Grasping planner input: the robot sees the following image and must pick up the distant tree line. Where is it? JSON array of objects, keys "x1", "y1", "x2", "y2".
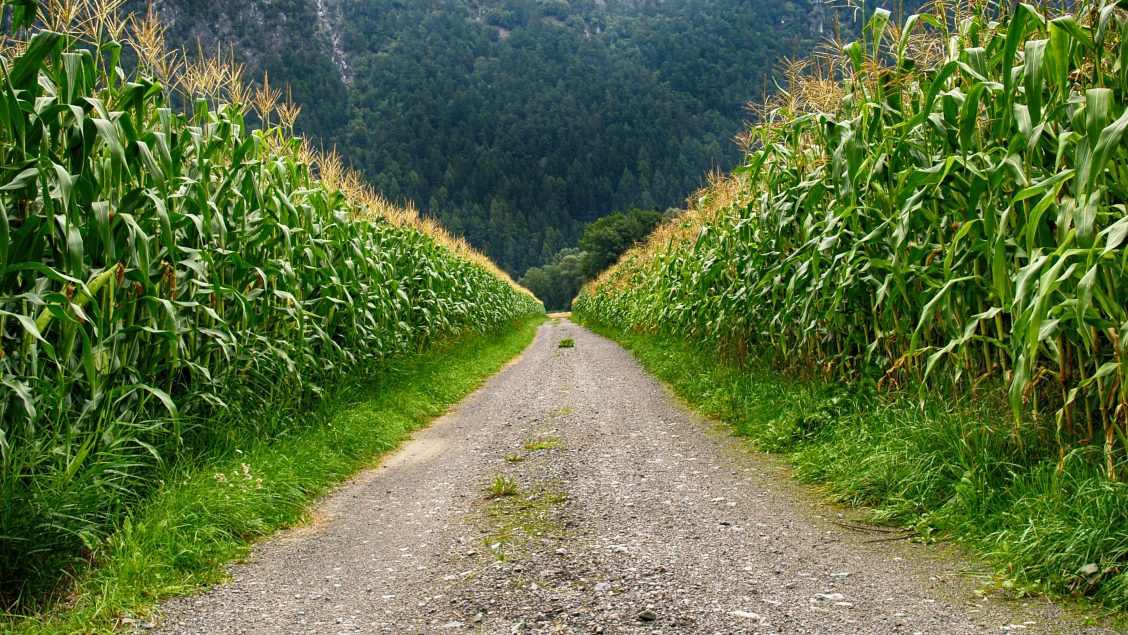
[{"x1": 520, "y1": 208, "x2": 665, "y2": 310}]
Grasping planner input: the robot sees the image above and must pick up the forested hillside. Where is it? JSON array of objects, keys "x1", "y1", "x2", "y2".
[{"x1": 142, "y1": 0, "x2": 868, "y2": 275}]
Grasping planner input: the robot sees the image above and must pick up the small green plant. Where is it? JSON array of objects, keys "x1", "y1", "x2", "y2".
[
  {"x1": 558, "y1": 338, "x2": 575, "y2": 348},
  {"x1": 524, "y1": 436, "x2": 564, "y2": 451},
  {"x1": 486, "y1": 474, "x2": 520, "y2": 499},
  {"x1": 482, "y1": 484, "x2": 569, "y2": 559},
  {"x1": 549, "y1": 405, "x2": 575, "y2": 418},
  {"x1": 504, "y1": 453, "x2": 525, "y2": 463}
]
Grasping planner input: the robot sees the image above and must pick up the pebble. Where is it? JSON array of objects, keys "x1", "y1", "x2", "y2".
[{"x1": 730, "y1": 610, "x2": 762, "y2": 621}]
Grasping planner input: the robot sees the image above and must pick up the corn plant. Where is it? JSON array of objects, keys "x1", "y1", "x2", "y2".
[
  {"x1": 0, "y1": 0, "x2": 541, "y2": 603},
  {"x1": 576, "y1": 1, "x2": 1128, "y2": 478}
]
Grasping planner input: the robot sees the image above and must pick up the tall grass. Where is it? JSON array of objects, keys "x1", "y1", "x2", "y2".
[
  {"x1": 0, "y1": 0, "x2": 541, "y2": 604},
  {"x1": 575, "y1": 0, "x2": 1128, "y2": 605}
]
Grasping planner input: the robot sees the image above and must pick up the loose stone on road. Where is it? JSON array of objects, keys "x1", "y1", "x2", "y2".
[{"x1": 158, "y1": 320, "x2": 1111, "y2": 634}]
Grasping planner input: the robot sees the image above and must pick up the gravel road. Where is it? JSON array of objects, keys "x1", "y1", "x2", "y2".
[{"x1": 157, "y1": 320, "x2": 1115, "y2": 634}]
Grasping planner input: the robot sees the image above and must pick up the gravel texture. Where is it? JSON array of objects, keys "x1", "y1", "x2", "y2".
[{"x1": 156, "y1": 320, "x2": 1115, "y2": 634}]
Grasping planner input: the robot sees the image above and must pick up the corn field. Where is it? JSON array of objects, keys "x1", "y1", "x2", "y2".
[
  {"x1": 0, "y1": 1, "x2": 541, "y2": 601},
  {"x1": 576, "y1": 1, "x2": 1128, "y2": 475}
]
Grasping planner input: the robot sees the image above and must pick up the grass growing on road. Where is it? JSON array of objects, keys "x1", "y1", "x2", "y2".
[
  {"x1": 524, "y1": 436, "x2": 564, "y2": 451},
  {"x1": 7, "y1": 318, "x2": 542, "y2": 634},
  {"x1": 487, "y1": 474, "x2": 522, "y2": 499},
  {"x1": 482, "y1": 485, "x2": 569, "y2": 560},
  {"x1": 583, "y1": 322, "x2": 1128, "y2": 612}
]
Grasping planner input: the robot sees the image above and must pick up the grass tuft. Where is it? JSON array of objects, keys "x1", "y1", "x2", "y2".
[
  {"x1": 482, "y1": 484, "x2": 569, "y2": 559},
  {"x1": 523, "y1": 436, "x2": 564, "y2": 452},
  {"x1": 557, "y1": 338, "x2": 575, "y2": 349},
  {"x1": 486, "y1": 474, "x2": 521, "y2": 499}
]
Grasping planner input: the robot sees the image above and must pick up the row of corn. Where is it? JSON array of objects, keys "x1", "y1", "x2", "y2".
[
  {"x1": 576, "y1": 1, "x2": 1128, "y2": 475},
  {"x1": 0, "y1": 1, "x2": 541, "y2": 598}
]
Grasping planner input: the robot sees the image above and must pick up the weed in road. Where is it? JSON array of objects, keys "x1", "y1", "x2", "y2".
[
  {"x1": 558, "y1": 338, "x2": 575, "y2": 348},
  {"x1": 549, "y1": 405, "x2": 574, "y2": 418},
  {"x1": 504, "y1": 453, "x2": 525, "y2": 463},
  {"x1": 482, "y1": 484, "x2": 569, "y2": 559},
  {"x1": 486, "y1": 474, "x2": 521, "y2": 499},
  {"x1": 524, "y1": 436, "x2": 564, "y2": 451}
]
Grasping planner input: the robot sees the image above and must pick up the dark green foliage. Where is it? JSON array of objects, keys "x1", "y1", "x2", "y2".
[
  {"x1": 123, "y1": 0, "x2": 350, "y2": 142},
  {"x1": 520, "y1": 208, "x2": 663, "y2": 310},
  {"x1": 519, "y1": 248, "x2": 584, "y2": 311},
  {"x1": 579, "y1": 208, "x2": 664, "y2": 279},
  {"x1": 4, "y1": 0, "x2": 39, "y2": 31}
]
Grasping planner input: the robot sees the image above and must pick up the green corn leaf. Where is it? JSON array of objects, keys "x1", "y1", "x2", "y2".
[
  {"x1": 1024, "y1": 39, "x2": 1047, "y2": 124},
  {"x1": 2, "y1": 166, "x2": 39, "y2": 191},
  {"x1": 0, "y1": 199, "x2": 8, "y2": 272},
  {"x1": 6, "y1": 30, "x2": 60, "y2": 88},
  {"x1": 92, "y1": 118, "x2": 127, "y2": 167},
  {"x1": 0, "y1": 377, "x2": 36, "y2": 420},
  {"x1": 868, "y1": 8, "x2": 891, "y2": 61}
]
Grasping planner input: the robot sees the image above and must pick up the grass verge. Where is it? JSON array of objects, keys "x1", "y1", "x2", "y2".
[
  {"x1": 5, "y1": 317, "x2": 543, "y2": 634},
  {"x1": 582, "y1": 321, "x2": 1128, "y2": 617}
]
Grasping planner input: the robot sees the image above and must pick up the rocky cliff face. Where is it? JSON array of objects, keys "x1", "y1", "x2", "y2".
[
  {"x1": 131, "y1": 0, "x2": 350, "y2": 139},
  {"x1": 313, "y1": 0, "x2": 351, "y2": 85}
]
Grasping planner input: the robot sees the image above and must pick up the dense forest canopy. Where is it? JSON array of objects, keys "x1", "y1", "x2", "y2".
[{"x1": 144, "y1": 0, "x2": 895, "y2": 276}]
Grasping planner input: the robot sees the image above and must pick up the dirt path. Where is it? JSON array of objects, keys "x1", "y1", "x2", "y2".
[{"x1": 158, "y1": 321, "x2": 1113, "y2": 634}]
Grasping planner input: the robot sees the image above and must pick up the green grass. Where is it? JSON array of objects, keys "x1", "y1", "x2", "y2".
[
  {"x1": 523, "y1": 436, "x2": 564, "y2": 451},
  {"x1": 482, "y1": 484, "x2": 569, "y2": 559},
  {"x1": 4, "y1": 317, "x2": 542, "y2": 634},
  {"x1": 584, "y1": 320, "x2": 1128, "y2": 614},
  {"x1": 486, "y1": 474, "x2": 521, "y2": 499},
  {"x1": 557, "y1": 338, "x2": 575, "y2": 349}
]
